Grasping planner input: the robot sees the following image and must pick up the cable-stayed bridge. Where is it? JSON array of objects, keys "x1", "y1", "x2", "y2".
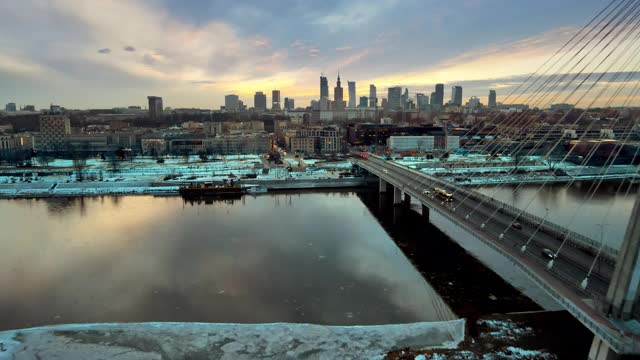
[{"x1": 356, "y1": 0, "x2": 640, "y2": 358}]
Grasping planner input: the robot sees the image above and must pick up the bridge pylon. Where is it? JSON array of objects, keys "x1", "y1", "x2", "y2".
[
  {"x1": 379, "y1": 178, "x2": 388, "y2": 193},
  {"x1": 603, "y1": 187, "x2": 640, "y2": 320}
]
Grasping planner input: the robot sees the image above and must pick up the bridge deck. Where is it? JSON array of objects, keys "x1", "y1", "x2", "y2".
[{"x1": 356, "y1": 155, "x2": 640, "y2": 354}]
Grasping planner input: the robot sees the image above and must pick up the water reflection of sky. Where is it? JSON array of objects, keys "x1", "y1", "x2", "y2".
[
  {"x1": 474, "y1": 182, "x2": 637, "y2": 249},
  {"x1": 0, "y1": 193, "x2": 454, "y2": 331}
]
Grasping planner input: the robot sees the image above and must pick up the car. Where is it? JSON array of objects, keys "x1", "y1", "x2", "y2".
[
  {"x1": 382, "y1": 169, "x2": 388, "y2": 173},
  {"x1": 422, "y1": 190, "x2": 430, "y2": 195},
  {"x1": 542, "y1": 248, "x2": 557, "y2": 259},
  {"x1": 511, "y1": 222, "x2": 522, "y2": 230}
]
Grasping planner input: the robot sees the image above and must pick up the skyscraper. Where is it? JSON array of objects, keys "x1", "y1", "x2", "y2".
[
  {"x1": 225, "y1": 94, "x2": 239, "y2": 112},
  {"x1": 359, "y1": 96, "x2": 368, "y2": 108},
  {"x1": 369, "y1": 84, "x2": 377, "y2": 108},
  {"x1": 416, "y1": 93, "x2": 429, "y2": 110},
  {"x1": 488, "y1": 90, "x2": 497, "y2": 109},
  {"x1": 334, "y1": 74, "x2": 345, "y2": 111},
  {"x1": 435, "y1": 84, "x2": 444, "y2": 107},
  {"x1": 348, "y1": 81, "x2": 356, "y2": 108},
  {"x1": 272, "y1": 90, "x2": 281, "y2": 110},
  {"x1": 388, "y1": 86, "x2": 402, "y2": 111},
  {"x1": 451, "y1": 86, "x2": 463, "y2": 107},
  {"x1": 320, "y1": 75, "x2": 329, "y2": 99},
  {"x1": 320, "y1": 75, "x2": 329, "y2": 111},
  {"x1": 401, "y1": 88, "x2": 409, "y2": 111},
  {"x1": 284, "y1": 97, "x2": 295, "y2": 110},
  {"x1": 254, "y1": 92, "x2": 267, "y2": 111},
  {"x1": 147, "y1": 96, "x2": 163, "y2": 119}
]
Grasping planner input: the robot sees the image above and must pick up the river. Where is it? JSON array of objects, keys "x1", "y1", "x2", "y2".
[
  {"x1": 0, "y1": 191, "x2": 455, "y2": 331},
  {"x1": 473, "y1": 181, "x2": 638, "y2": 250}
]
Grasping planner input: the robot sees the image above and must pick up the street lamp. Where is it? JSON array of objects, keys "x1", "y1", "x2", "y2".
[
  {"x1": 521, "y1": 207, "x2": 549, "y2": 253},
  {"x1": 582, "y1": 223, "x2": 609, "y2": 289}
]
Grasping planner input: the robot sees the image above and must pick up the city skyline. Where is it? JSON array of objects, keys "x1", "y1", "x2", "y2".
[{"x1": 0, "y1": 0, "x2": 635, "y2": 109}]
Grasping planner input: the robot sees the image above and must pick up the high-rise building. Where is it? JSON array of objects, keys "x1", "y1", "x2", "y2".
[
  {"x1": 147, "y1": 96, "x2": 163, "y2": 119},
  {"x1": 272, "y1": 90, "x2": 281, "y2": 110},
  {"x1": 488, "y1": 90, "x2": 497, "y2": 109},
  {"x1": 284, "y1": 97, "x2": 295, "y2": 110},
  {"x1": 334, "y1": 75, "x2": 345, "y2": 111},
  {"x1": 401, "y1": 88, "x2": 409, "y2": 111},
  {"x1": 435, "y1": 84, "x2": 444, "y2": 107},
  {"x1": 359, "y1": 96, "x2": 368, "y2": 108},
  {"x1": 430, "y1": 92, "x2": 437, "y2": 107},
  {"x1": 348, "y1": 81, "x2": 356, "y2": 108},
  {"x1": 381, "y1": 98, "x2": 388, "y2": 110},
  {"x1": 320, "y1": 75, "x2": 329, "y2": 99},
  {"x1": 451, "y1": 86, "x2": 463, "y2": 107},
  {"x1": 4, "y1": 103, "x2": 16, "y2": 112},
  {"x1": 225, "y1": 94, "x2": 239, "y2": 112},
  {"x1": 38, "y1": 115, "x2": 71, "y2": 151},
  {"x1": 320, "y1": 74, "x2": 329, "y2": 110},
  {"x1": 416, "y1": 93, "x2": 429, "y2": 110},
  {"x1": 22, "y1": 105, "x2": 35, "y2": 111},
  {"x1": 466, "y1": 96, "x2": 482, "y2": 109},
  {"x1": 388, "y1": 87, "x2": 402, "y2": 111},
  {"x1": 254, "y1": 92, "x2": 267, "y2": 111},
  {"x1": 369, "y1": 84, "x2": 377, "y2": 108}
]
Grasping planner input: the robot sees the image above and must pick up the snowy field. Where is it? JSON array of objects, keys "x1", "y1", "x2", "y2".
[
  {"x1": 0, "y1": 155, "x2": 359, "y2": 197},
  {"x1": 391, "y1": 155, "x2": 639, "y2": 186}
]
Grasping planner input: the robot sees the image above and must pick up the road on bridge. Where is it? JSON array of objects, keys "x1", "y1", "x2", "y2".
[{"x1": 356, "y1": 156, "x2": 615, "y2": 299}]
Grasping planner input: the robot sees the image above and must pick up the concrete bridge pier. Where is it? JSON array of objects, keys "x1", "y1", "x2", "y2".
[
  {"x1": 421, "y1": 204, "x2": 430, "y2": 221},
  {"x1": 379, "y1": 178, "x2": 388, "y2": 193},
  {"x1": 588, "y1": 336, "x2": 618, "y2": 360},
  {"x1": 393, "y1": 186, "x2": 403, "y2": 205},
  {"x1": 393, "y1": 206, "x2": 402, "y2": 224},
  {"x1": 403, "y1": 192, "x2": 411, "y2": 206},
  {"x1": 603, "y1": 187, "x2": 640, "y2": 319}
]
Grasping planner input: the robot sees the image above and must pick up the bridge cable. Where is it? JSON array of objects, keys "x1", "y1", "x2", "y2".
[
  {"x1": 401, "y1": 0, "x2": 629, "y2": 194},
  {"x1": 429, "y1": 0, "x2": 639, "y2": 216},
  {"x1": 454, "y1": 1, "x2": 640, "y2": 221}
]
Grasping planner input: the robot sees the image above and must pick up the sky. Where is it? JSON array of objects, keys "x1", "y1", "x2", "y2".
[{"x1": 0, "y1": 0, "x2": 634, "y2": 110}]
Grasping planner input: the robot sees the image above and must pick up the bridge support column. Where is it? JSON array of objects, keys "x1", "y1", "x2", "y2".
[
  {"x1": 421, "y1": 204, "x2": 430, "y2": 221},
  {"x1": 379, "y1": 178, "x2": 388, "y2": 193},
  {"x1": 604, "y1": 187, "x2": 640, "y2": 319},
  {"x1": 588, "y1": 336, "x2": 618, "y2": 360},
  {"x1": 393, "y1": 186, "x2": 402, "y2": 205},
  {"x1": 404, "y1": 192, "x2": 411, "y2": 205}
]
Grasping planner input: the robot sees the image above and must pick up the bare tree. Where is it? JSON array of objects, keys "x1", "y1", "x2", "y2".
[{"x1": 73, "y1": 158, "x2": 87, "y2": 182}]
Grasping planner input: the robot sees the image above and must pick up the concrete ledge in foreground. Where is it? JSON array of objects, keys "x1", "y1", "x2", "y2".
[{"x1": 0, "y1": 320, "x2": 465, "y2": 360}]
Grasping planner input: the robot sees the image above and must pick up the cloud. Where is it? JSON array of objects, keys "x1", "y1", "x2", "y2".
[
  {"x1": 335, "y1": 46, "x2": 352, "y2": 52},
  {"x1": 366, "y1": 26, "x2": 584, "y2": 90},
  {"x1": 251, "y1": 36, "x2": 271, "y2": 48},
  {"x1": 0, "y1": 0, "x2": 293, "y2": 107},
  {"x1": 289, "y1": 40, "x2": 305, "y2": 49},
  {"x1": 308, "y1": 48, "x2": 320, "y2": 57},
  {"x1": 312, "y1": 0, "x2": 399, "y2": 32},
  {"x1": 0, "y1": 53, "x2": 46, "y2": 77}
]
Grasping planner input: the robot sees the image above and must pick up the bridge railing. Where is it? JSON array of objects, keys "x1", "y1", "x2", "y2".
[
  {"x1": 363, "y1": 155, "x2": 619, "y2": 261},
  {"x1": 360, "y1": 157, "x2": 636, "y2": 353}
]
